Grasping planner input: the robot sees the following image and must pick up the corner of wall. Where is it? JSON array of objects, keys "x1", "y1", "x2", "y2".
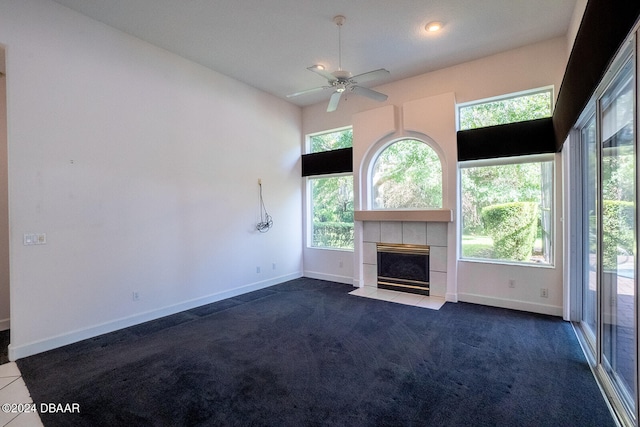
[{"x1": 566, "y1": 0, "x2": 588, "y2": 59}]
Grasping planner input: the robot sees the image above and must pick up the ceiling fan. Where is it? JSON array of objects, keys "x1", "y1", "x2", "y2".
[{"x1": 287, "y1": 15, "x2": 390, "y2": 112}]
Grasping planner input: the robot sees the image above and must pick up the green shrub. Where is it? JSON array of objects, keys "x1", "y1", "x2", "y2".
[
  {"x1": 481, "y1": 202, "x2": 538, "y2": 261},
  {"x1": 602, "y1": 200, "x2": 635, "y2": 270},
  {"x1": 312, "y1": 222, "x2": 354, "y2": 249}
]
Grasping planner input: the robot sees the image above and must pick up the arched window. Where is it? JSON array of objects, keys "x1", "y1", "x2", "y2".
[{"x1": 371, "y1": 139, "x2": 442, "y2": 209}]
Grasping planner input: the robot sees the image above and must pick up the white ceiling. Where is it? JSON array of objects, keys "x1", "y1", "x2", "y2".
[{"x1": 51, "y1": 0, "x2": 578, "y2": 107}]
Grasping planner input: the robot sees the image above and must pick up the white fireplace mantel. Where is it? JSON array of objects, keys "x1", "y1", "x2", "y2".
[{"x1": 354, "y1": 209, "x2": 454, "y2": 223}]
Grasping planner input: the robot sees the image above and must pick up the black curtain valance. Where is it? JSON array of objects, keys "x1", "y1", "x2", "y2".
[
  {"x1": 553, "y1": 0, "x2": 640, "y2": 149},
  {"x1": 457, "y1": 117, "x2": 556, "y2": 162},
  {"x1": 301, "y1": 147, "x2": 353, "y2": 177}
]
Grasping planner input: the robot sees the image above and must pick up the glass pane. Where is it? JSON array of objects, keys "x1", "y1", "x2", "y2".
[
  {"x1": 600, "y1": 58, "x2": 635, "y2": 409},
  {"x1": 309, "y1": 129, "x2": 352, "y2": 153},
  {"x1": 310, "y1": 176, "x2": 354, "y2": 250},
  {"x1": 460, "y1": 160, "x2": 553, "y2": 264},
  {"x1": 372, "y1": 140, "x2": 442, "y2": 209},
  {"x1": 459, "y1": 90, "x2": 552, "y2": 130},
  {"x1": 582, "y1": 114, "x2": 598, "y2": 343}
]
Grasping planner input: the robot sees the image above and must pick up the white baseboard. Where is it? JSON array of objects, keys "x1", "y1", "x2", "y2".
[
  {"x1": 303, "y1": 270, "x2": 354, "y2": 286},
  {"x1": 9, "y1": 272, "x2": 302, "y2": 361},
  {"x1": 457, "y1": 292, "x2": 562, "y2": 316},
  {"x1": 0, "y1": 318, "x2": 9, "y2": 331}
]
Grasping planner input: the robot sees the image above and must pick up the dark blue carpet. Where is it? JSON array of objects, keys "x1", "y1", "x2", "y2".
[{"x1": 18, "y1": 278, "x2": 614, "y2": 426}]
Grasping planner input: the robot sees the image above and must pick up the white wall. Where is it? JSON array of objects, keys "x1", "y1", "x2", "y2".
[
  {"x1": 302, "y1": 36, "x2": 568, "y2": 315},
  {"x1": 302, "y1": 242, "x2": 355, "y2": 285},
  {"x1": 1, "y1": 0, "x2": 303, "y2": 360},
  {"x1": 0, "y1": 47, "x2": 8, "y2": 331}
]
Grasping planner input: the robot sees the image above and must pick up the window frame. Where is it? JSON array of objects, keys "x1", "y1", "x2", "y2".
[
  {"x1": 306, "y1": 126, "x2": 353, "y2": 154},
  {"x1": 456, "y1": 86, "x2": 555, "y2": 131},
  {"x1": 367, "y1": 137, "x2": 444, "y2": 210},
  {"x1": 458, "y1": 153, "x2": 556, "y2": 267},
  {"x1": 306, "y1": 172, "x2": 354, "y2": 251},
  {"x1": 456, "y1": 86, "x2": 557, "y2": 267},
  {"x1": 305, "y1": 127, "x2": 354, "y2": 252}
]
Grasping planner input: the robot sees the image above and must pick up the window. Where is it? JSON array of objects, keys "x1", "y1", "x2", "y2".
[
  {"x1": 309, "y1": 175, "x2": 353, "y2": 250},
  {"x1": 371, "y1": 139, "x2": 442, "y2": 209},
  {"x1": 458, "y1": 88, "x2": 552, "y2": 130},
  {"x1": 460, "y1": 156, "x2": 553, "y2": 264},
  {"x1": 307, "y1": 128, "x2": 354, "y2": 250},
  {"x1": 309, "y1": 128, "x2": 353, "y2": 153},
  {"x1": 599, "y1": 58, "x2": 635, "y2": 409},
  {"x1": 458, "y1": 88, "x2": 555, "y2": 265}
]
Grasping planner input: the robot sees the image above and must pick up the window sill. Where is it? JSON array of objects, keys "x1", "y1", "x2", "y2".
[
  {"x1": 307, "y1": 246, "x2": 354, "y2": 252},
  {"x1": 458, "y1": 258, "x2": 555, "y2": 269},
  {"x1": 354, "y1": 209, "x2": 453, "y2": 222}
]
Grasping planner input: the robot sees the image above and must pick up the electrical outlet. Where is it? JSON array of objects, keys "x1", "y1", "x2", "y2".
[
  {"x1": 256, "y1": 266, "x2": 261, "y2": 274},
  {"x1": 132, "y1": 291, "x2": 140, "y2": 301},
  {"x1": 272, "y1": 263, "x2": 276, "y2": 270},
  {"x1": 540, "y1": 288, "x2": 548, "y2": 298},
  {"x1": 508, "y1": 279, "x2": 515, "y2": 288},
  {"x1": 258, "y1": 178, "x2": 262, "y2": 185},
  {"x1": 23, "y1": 233, "x2": 47, "y2": 246}
]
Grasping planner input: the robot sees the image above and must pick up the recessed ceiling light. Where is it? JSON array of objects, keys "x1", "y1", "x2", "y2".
[{"x1": 425, "y1": 21, "x2": 443, "y2": 32}]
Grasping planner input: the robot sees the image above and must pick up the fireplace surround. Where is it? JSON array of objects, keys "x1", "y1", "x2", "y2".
[{"x1": 361, "y1": 220, "x2": 448, "y2": 298}]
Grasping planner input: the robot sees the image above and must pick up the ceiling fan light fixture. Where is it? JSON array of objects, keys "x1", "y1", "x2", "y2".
[{"x1": 425, "y1": 21, "x2": 443, "y2": 32}]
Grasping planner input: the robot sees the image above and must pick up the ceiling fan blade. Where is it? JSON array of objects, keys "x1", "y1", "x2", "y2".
[
  {"x1": 327, "y1": 91, "x2": 343, "y2": 112},
  {"x1": 286, "y1": 86, "x2": 326, "y2": 98},
  {"x1": 350, "y1": 68, "x2": 390, "y2": 84},
  {"x1": 351, "y1": 85, "x2": 388, "y2": 102},
  {"x1": 307, "y1": 65, "x2": 338, "y2": 83}
]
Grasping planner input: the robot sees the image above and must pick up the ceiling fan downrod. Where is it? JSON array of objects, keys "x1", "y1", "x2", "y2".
[{"x1": 333, "y1": 15, "x2": 346, "y2": 71}]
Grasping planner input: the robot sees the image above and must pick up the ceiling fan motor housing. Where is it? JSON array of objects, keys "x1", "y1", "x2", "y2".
[{"x1": 332, "y1": 69, "x2": 352, "y2": 80}]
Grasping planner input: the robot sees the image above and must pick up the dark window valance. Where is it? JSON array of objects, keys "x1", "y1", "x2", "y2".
[
  {"x1": 301, "y1": 147, "x2": 353, "y2": 177},
  {"x1": 552, "y1": 0, "x2": 640, "y2": 149},
  {"x1": 457, "y1": 117, "x2": 556, "y2": 162}
]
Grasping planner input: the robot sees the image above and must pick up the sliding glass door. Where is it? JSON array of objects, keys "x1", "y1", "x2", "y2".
[
  {"x1": 600, "y1": 57, "x2": 636, "y2": 411},
  {"x1": 576, "y1": 51, "x2": 637, "y2": 424},
  {"x1": 581, "y1": 113, "x2": 597, "y2": 348}
]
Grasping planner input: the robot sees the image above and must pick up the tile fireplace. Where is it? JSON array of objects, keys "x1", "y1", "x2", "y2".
[{"x1": 361, "y1": 220, "x2": 448, "y2": 298}]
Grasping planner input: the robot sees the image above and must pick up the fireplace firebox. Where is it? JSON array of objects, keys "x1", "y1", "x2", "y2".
[{"x1": 377, "y1": 243, "x2": 430, "y2": 296}]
